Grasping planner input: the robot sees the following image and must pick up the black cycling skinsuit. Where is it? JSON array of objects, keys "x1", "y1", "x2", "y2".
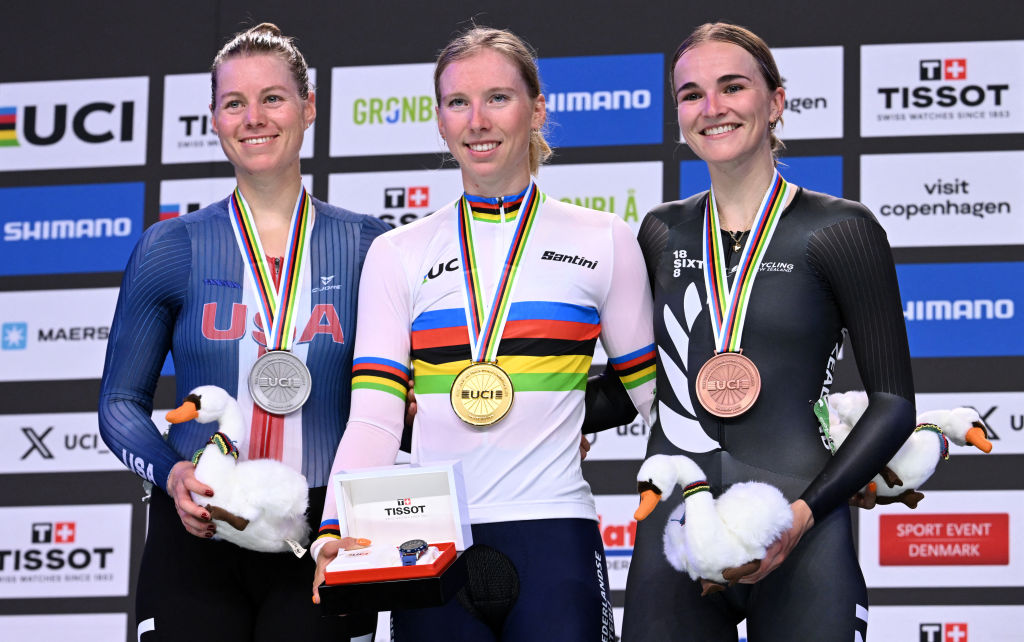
[{"x1": 591, "y1": 188, "x2": 915, "y2": 641}]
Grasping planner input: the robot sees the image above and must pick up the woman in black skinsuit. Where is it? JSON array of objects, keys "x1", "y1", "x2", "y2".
[{"x1": 590, "y1": 22, "x2": 915, "y2": 641}]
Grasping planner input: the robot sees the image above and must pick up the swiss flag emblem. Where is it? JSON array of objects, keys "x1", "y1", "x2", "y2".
[
  {"x1": 944, "y1": 59, "x2": 967, "y2": 80},
  {"x1": 408, "y1": 186, "x2": 429, "y2": 208},
  {"x1": 54, "y1": 521, "x2": 76, "y2": 543}
]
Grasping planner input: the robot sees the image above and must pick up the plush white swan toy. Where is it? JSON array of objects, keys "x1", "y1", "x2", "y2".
[
  {"x1": 166, "y1": 385, "x2": 311, "y2": 553},
  {"x1": 820, "y1": 391, "x2": 993, "y2": 508},
  {"x1": 634, "y1": 454, "x2": 792, "y2": 594}
]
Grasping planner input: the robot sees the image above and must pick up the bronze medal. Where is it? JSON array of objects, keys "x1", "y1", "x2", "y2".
[
  {"x1": 695, "y1": 352, "x2": 761, "y2": 418},
  {"x1": 450, "y1": 362, "x2": 514, "y2": 427}
]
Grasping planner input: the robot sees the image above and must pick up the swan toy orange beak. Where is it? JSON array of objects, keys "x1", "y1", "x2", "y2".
[
  {"x1": 965, "y1": 422, "x2": 993, "y2": 453},
  {"x1": 635, "y1": 481, "x2": 663, "y2": 521},
  {"x1": 166, "y1": 393, "x2": 201, "y2": 424}
]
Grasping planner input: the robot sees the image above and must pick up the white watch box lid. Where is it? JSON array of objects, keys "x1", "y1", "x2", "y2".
[{"x1": 332, "y1": 460, "x2": 472, "y2": 552}]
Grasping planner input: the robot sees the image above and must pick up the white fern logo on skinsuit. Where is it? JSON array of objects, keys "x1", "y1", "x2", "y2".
[
  {"x1": 659, "y1": 282, "x2": 719, "y2": 453},
  {"x1": 658, "y1": 282, "x2": 719, "y2": 569}
]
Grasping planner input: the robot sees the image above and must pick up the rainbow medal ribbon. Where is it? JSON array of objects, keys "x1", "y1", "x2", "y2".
[
  {"x1": 228, "y1": 187, "x2": 315, "y2": 415},
  {"x1": 695, "y1": 170, "x2": 791, "y2": 418},
  {"x1": 450, "y1": 182, "x2": 542, "y2": 427}
]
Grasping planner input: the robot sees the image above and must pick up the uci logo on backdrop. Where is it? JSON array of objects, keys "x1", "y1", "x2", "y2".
[{"x1": 0, "y1": 77, "x2": 148, "y2": 170}]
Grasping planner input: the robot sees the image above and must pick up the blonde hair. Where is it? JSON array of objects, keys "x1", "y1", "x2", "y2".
[{"x1": 434, "y1": 27, "x2": 551, "y2": 174}]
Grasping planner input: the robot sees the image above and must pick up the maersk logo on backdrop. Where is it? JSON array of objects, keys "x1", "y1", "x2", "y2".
[
  {"x1": 538, "y1": 54, "x2": 663, "y2": 147},
  {"x1": 0, "y1": 183, "x2": 143, "y2": 276},
  {"x1": 897, "y1": 262, "x2": 1023, "y2": 357},
  {"x1": 0, "y1": 77, "x2": 148, "y2": 170},
  {"x1": 2, "y1": 322, "x2": 28, "y2": 350}
]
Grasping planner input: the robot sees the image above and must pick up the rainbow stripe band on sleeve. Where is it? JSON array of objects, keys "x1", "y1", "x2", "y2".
[
  {"x1": 317, "y1": 519, "x2": 341, "y2": 540},
  {"x1": 352, "y1": 357, "x2": 411, "y2": 400},
  {"x1": 683, "y1": 480, "x2": 710, "y2": 499},
  {"x1": 608, "y1": 343, "x2": 657, "y2": 389}
]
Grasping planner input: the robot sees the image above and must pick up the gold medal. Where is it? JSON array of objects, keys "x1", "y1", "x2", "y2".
[
  {"x1": 695, "y1": 351, "x2": 761, "y2": 418},
  {"x1": 450, "y1": 362, "x2": 514, "y2": 427}
]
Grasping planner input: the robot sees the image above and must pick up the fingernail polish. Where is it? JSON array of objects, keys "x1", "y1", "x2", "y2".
[{"x1": 205, "y1": 490, "x2": 214, "y2": 497}]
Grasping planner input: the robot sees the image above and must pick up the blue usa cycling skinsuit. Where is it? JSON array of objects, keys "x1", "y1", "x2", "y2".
[
  {"x1": 99, "y1": 194, "x2": 388, "y2": 641},
  {"x1": 589, "y1": 188, "x2": 915, "y2": 641}
]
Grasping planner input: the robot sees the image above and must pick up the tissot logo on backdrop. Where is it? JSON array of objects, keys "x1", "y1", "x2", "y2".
[
  {"x1": 0, "y1": 412, "x2": 120, "y2": 474},
  {"x1": 0, "y1": 504, "x2": 131, "y2": 599},
  {"x1": 0, "y1": 288, "x2": 118, "y2": 382},
  {"x1": 859, "y1": 490, "x2": 1024, "y2": 588},
  {"x1": 538, "y1": 54, "x2": 662, "y2": 147},
  {"x1": 330, "y1": 63, "x2": 440, "y2": 157},
  {"x1": 770, "y1": 46, "x2": 843, "y2": 140},
  {"x1": 159, "y1": 175, "x2": 313, "y2": 221},
  {"x1": 0, "y1": 77, "x2": 147, "y2": 170},
  {"x1": 861, "y1": 40, "x2": 1024, "y2": 136},
  {"x1": 861, "y1": 151, "x2": 1022, "y2": 247},
  {"x1": 869, "y1": 605, "x2": 1023, "y2": 642},
  {"x1": 897, "y1": 262, "x2": 1022, "y2": 357},
  {"x1": 0, "y1": 183, "x2": 143, "y2": 276},
  {"x1": 330, "y1": 169, "x2": 460, "y2": 227},
  {"x1": 161, "y1": 72, "x2": 316, "y2": 164},
  {"x1": 920, "y1": 623, "x2": 968, "y2": 642}
]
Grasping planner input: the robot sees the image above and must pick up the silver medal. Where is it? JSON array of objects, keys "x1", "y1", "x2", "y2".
[{"x1": 248, "y1": 350, "x2": 311, "y2": 415}]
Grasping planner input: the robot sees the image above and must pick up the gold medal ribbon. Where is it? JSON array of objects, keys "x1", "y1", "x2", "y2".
[
  {"x1": 228, "y1": 187, "x2": 314, "y2": 352},
  {"x1": 457, "y1": 182, "x2": 542, "y2": 363},
  {"x1": 702, "y1": 170, "x2": 791, "y2": 353}
]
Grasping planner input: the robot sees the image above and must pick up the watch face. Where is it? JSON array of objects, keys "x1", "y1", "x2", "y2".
[{"x1": 399, "y1": 539, "x2": 428, "y2": 554}]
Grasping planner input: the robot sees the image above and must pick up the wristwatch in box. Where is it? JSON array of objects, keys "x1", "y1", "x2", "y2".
[{"x1": 398, "y1": 539, "x2": 428, "y2": 566}]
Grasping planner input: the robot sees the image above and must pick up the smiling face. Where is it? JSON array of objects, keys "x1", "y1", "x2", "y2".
[
  {"x1": 210, "y1": 54, "x2": 315, "y2": 182},
  {"x1": 673, "y1": 40, "x2": 784, "y2": 174},
  {"x1": 436, "y1": 48, "x2": 546, "y2": 197}
]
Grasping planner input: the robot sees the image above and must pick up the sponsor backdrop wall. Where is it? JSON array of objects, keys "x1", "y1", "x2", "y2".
[{"x1": 2, "y1": 1, "x2": 1022, "y2": 640}]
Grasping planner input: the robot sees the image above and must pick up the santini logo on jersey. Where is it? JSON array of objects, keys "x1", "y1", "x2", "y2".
[{"x1": 541, "y1": 250, "x2": 598, "y2": 270}]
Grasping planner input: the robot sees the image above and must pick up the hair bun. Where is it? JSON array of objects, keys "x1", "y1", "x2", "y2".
[{"x1": 250, "y1": 22, "x2": 282, "y2": 37}]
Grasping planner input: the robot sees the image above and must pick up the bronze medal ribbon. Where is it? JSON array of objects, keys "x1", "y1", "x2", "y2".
[{"x1": 702, "y1": 171, "x2": 791, "y2": 353}]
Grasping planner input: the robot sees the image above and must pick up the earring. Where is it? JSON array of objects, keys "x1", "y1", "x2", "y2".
[{"x1": 769, "y1": 120, "x2": 777, "y2": 131}]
